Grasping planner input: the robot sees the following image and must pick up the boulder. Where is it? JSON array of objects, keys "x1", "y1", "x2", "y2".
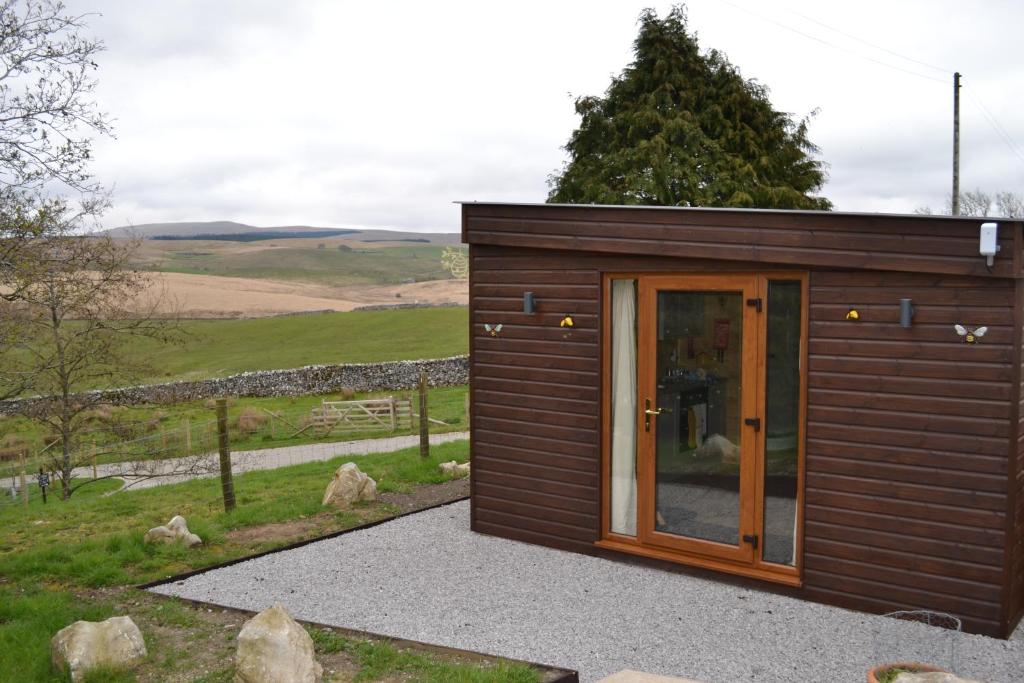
[
  {"x1": 144, "y1": 514, "x2": 203, "y2": 548},
  {"x1": 234, "y1": 604, "x2": 323, "y2": 683},
  {"x1": 322, "y1": 462, "x2": 377, "y2": 508},
  {"x1": 439, "y1": 460, "x2": 470, "y2": 477},
  {"x1": 51, "y1": 615, "x2": 147, "y2": 682},
  {"x1": 893, "y1": 674, "x2": 982, "y2": 683}
]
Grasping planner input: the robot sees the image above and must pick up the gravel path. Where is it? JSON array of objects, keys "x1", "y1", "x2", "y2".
[
  {"x1": 80, "y1": 431, "x2": 468, "y2": 490},
  {"x1": 152, "y1": 501, "x2": 1023, "y2": 683}
]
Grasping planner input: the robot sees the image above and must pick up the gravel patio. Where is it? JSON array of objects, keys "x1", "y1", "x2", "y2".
[{"x1": 151, "y1": 501, "x2": 1024, "y2": 683}]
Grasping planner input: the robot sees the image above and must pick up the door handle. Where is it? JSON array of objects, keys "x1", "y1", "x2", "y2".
[
  {"x1": 644, "y1": 408, "x2": 663, "y2": 415},
  {"x1": 644, "y1": 399, "x2": 661, "y2": 432}
]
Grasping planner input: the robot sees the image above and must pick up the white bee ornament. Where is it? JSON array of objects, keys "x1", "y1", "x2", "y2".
[
  {"x1": 954, "y1": 324, "x2": 987, "y2": 344},
  {"x1": 484, "y1": 323, "x2": 502, "y2": 337}
]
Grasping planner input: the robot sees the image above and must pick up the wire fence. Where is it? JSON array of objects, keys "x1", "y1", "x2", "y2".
[{"x1": 0, "y1": 389, "x2": 469, "y2": 509}]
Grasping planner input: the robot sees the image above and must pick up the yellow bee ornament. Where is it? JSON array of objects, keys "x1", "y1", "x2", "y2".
[
  {"x1": 954, "y1": 324, "x2": 987, "y2": 344},
  {"x1": 560, "y1": 315, "x2": 574, "y2": 328}
]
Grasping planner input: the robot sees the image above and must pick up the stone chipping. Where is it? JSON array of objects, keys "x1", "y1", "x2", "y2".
[{"x1": 151, "y1": 501, "x2": 1024, "y2": 683}]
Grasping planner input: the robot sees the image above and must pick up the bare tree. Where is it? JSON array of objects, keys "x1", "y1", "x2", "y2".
[
  {"x1": 2, "y1": 203, "x2": 184, "y2": 498},
  {"x1": 917, "y1": 189, "x2": 1024, "y2": 218},
  {"x1": 0, "y1": 0, "x2": 112, "y2": 193}
]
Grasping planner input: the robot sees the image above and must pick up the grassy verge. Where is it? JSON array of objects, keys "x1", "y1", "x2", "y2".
[
  {"x1": 0, "y1": 441, "x2": 525, "y2": 683},
  {"x1": 1, "y1": 385, "x2": 468, "y2": 473}
]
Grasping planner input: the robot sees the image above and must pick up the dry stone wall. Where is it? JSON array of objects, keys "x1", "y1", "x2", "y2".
[{"x1": 0, "y1": 356, "x2": 468, "y2": 416}]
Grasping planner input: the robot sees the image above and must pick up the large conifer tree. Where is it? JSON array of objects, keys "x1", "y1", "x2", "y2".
[{"x1": 548, "y1": 6, "x2": 831, "y2": 210}]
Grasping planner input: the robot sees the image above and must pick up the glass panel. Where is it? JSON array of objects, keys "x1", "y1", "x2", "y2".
[
  {"x1": 654, "y1": 290, "x2": 743, "y2": 546},
  {"x1": 609, "y1": 279, "x2": 637, "y2": 536},
  {"x1": 763, "y1": 281, "x2": 801, "y2": 566}
]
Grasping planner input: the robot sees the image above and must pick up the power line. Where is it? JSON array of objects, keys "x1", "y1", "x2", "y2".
[
  {"x1": 783, "y1": 8, "x2": 952, "y2": 75},
  {"x1": 963, "y1": 85, "x2": 1024, "y2": 169},
  {"x1": 716, "y1": 0, "x2": 948, "y2": 85}
]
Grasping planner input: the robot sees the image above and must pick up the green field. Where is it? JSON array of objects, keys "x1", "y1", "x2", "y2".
[
  {"x1": 132, "y1": 306, "x2": 467, "y2": 383},
  {"x1": 146, "y1": 242, "x2": 452, "y2": 286}
]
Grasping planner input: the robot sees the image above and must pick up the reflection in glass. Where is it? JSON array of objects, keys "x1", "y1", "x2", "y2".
[
  {"x1": 762, "y1": 281, "x2": 801, "y2": 566},
  {"x1": 654, "y1": 291, "x2": 742, "y2": 546}
]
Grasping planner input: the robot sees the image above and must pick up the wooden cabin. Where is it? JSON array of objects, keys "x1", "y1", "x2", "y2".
[{"x1": 461, "y1": 202, "x2": 1024, "y2": 638}]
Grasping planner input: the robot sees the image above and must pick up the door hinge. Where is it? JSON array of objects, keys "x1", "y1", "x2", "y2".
[
  {"x1": 743, "y1": 534, "x2": 759, "y2": 548},
  {"x1": 746, "y1": 297, "x2": 763, "y2": 312},
  {"x1": 744, "y1": 417, "x2": 761, "y2": 432}
]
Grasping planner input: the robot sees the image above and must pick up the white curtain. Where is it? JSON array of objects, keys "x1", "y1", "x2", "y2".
[{"x1": 610, "y1": 279, "x2": 637, "y2": 536}]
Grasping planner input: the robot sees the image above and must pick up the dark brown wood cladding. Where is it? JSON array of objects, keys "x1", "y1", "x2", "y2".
[
  {"x1": 464, "y1": 203, "x2": 1023, "y2": 638},
  {"x1": 463, "y1": 203, "x2": 1024, "y2": 279}
]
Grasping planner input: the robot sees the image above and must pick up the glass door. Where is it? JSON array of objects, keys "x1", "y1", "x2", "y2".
[{"x1": 637, "y1": 275, "x2": 761, "y2": 564}]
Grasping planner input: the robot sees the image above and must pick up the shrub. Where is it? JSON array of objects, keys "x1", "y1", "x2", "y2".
[{"x1": 236, "y1": 407, "x2": 269, "y2": 434}]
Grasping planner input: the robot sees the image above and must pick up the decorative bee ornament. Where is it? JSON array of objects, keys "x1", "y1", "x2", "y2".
[
  {"x1": 560, "y1": 315, "x2": 574, "y2": 328},
  {"x1": 484, "y1": 323, "x2": 502, "y2": 337},
  {"x1": 954, "y1": 324, "x2": 987, "y2": 344}
]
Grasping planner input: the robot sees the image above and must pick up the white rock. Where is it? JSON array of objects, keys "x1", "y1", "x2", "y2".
[
  {"x1": 51, "y1": 615, "x2": 147, "y2": 682},
  {"x1": 322, "y1": 462, "x2": 377, "y2": 508},
  {"x1": 144, "y1": 514, "x2": 203, "y2": 548},
  {"x1": 439, "y1": 461, "x2": 470, "y2": 477},
  {"x1": 234, "y1": 604, "x2": 323, "y2": 683},
  {"x1": 893, "y1": 673, "x2": 982, "y2": 683}
]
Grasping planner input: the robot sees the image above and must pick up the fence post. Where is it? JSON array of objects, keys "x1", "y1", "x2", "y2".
[
  {"x1": 91, "y1": 445, "x2": 97, "y2": 480},
  {"x1": 20, "y1": 449, "x2": 28, "y2": 509},
  {"x1": 216, "y1": 399, "x2": 236, "y2": 512},
  {"x1": 184, "y1": 418, "x2": 192, "y2": 455},
  {"x1": 418, "y1": 370, "x2": 429, "y2": 459},
  {"x1": 465, "y1": 393, "x2": 470, "y2": 431}
]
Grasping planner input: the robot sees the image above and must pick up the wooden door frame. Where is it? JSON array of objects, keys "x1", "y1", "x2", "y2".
[{"x1": 597, "y1": 271, "x2": 808, "y2": 587}]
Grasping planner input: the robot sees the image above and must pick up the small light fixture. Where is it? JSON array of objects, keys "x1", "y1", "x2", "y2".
[
  {"x1": 523, "y1": 291, "x2": 536, "y2": 314},
  {"x1": 899, "y1": 298, "x2": 914, "y2": 328}
]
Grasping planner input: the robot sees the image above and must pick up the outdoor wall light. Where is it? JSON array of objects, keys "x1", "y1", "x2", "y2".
[
  {"x1": 523, "y1": 291, "x2": 536, "y2": 314},
  {"x1": 899, "y1": 298, "x2": 915, "y2": 328}
]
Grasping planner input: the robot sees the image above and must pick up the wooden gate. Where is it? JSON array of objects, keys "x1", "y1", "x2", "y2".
[{"x1": 308, "y1": 397, "x2": 412, "y2": 436}]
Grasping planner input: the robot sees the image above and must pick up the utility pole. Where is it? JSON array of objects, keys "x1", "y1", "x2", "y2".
[{"x1": 952, "y1": 71, "x2": 961, "y2": 216}]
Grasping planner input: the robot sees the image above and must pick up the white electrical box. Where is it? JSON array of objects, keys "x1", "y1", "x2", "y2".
[{"x1": 980, "y1": 222, "x2": 999, "y2": 256}]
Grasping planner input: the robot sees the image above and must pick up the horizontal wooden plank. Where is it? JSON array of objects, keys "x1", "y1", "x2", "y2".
[
  {"x1": 475, "y1": 494, "x2": 597, "y2": 530},
  {"x1": 809, "y1": 372, "x2": 1012, "y2": 401},
  {"x1": 473, "y1": 362, "x2": 598, "y2": 388},
  {"x1": 469, "y1": 229, "x2": 1010, "y2": 278},
  {"x1": 472, "y1": 268, "x2": 598, "y2": 285},
  {"x1": 809, "y1": 387, "x2": 1009, "y2": 420},
  {"x1": 473, "y1": 415, "x2": 597, "y2": 446},
  {"x1": 471, "y1": 376, "x2": 598, "y2": 402},
  {"x1": 810, "y1": 286, "x2": 1014, "y2": 306},
  {"x1": 805, "y1": 540, "x2": 1002, "y2": 599},
  {"x1": 802, "y1": 565, "x2": 1001, "y2": 621},
  {"x1": 472, "y1": 518, "x2": 595, "y2": 554},
  {"x1": 805, "y1": 487, "x2": 1004, "y2": 529},
  {"x1": 808, "y1": 454, "x2": 1007, "y2": 494},
  {"x1": 809, "y1": 321, "x2": 1013, "y2": 344},
  {"x1": 474, "y1": 506, "x2": 596, "y2": 542},
  {"x1": 472, "y1": 440, "x2": 594, "y2": 475},
  {"x1": 474, "y1": 453, "x2": 599, "y2": 487},
  {"x1": 474, "y1": 468, "x2": 595, "y2": 501},
  {"x1": 807, "y1": 437, "x2": 1007, "y2": 476},
  {"x1": 805, "y1": 472, "x2": 1005, "y2": 513},
  {"x1": 471, "y1": 295, "x2": 599, "y2": 315},
  {"x1": 474, "y1": 388, "x2": 596, "y2": 417},
  {"x1": 471, "y1": 310, "x2": 597, "y2": 329},
  {"x1": 810, "y1": 303, "x2": 1013, "y2": 324},
  {"x1": 805, "y1": 503, "x2": 1006, "y2": 548},
  {"x1": 808, "y1": 355, "x2": 1011, "y2": 383},
  {"x1": 474, "y1": 349, "x2": 599, "y2": 373},
  {"x1": 475, "y1": 401, "x2": 598, "y2": 430},
  {"x1": 809, "y1": 338, "x2": 1013, "y2": 364},
  {"x1": 471, "y1": 427, "x2": 596, "y2": 459},
  {"x1": 807, "y1": 404, "x2": 1008, "y2": 438},
  {"x1": 474, "y1": 335, "x2": 596, "y2": 358},
  {"x1": 812, "y1": 271, "x2": 1010, "y2": 288},
  {"x1": 471, "y1": 283, "x2": 599, "y2": 299},
  {"x1": 807, "y1": 421, "x2": 1008, "y2": 457},
  {"x1": 473, "y1": 482, "x2": 595, "y2": 515},
  {"x1": 472, "y1": 323, "x2": 599, "y2": 344},
  {"x1": 805, "y1": 519, "x2": 1005, "y2": 568}
]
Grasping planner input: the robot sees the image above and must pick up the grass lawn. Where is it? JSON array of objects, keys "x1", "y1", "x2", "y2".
[
  {"x1": 131, "y1": 306, "x2": 468, "y2": 383},
  {"x1": 0, "y1": 441, "x2": 538, "y2": 683},
  {"x1": 1, "y1": 385, "x2": 468, "y2": 474}
]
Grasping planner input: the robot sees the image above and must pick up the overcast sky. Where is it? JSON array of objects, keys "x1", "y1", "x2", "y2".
[{"x1": 70, "y1": 0, "x2": 1024, "y2": 232}]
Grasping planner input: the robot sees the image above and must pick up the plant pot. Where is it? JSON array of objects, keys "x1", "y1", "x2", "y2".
[{"x1": 867, "y1": 662, "x2": 948, "y2": 683}]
